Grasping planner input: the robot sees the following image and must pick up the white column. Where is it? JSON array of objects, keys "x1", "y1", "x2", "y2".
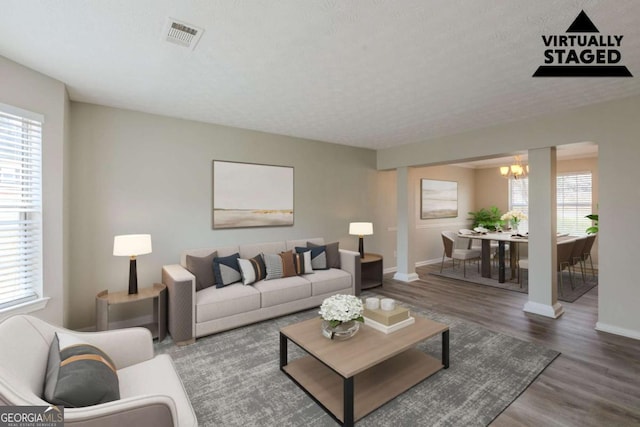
[
  {"x1": 523, "y1": 147, "x2": 564, "y2": 318},
  {"x1": 394, "y1": 167, "x2": 419, "y2": 282}
]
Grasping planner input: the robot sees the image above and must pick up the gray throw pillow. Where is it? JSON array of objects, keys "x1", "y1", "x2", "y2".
[
  {"x1": 186, "y1": 251, "x2": 217, "y2": 291},
  {"x1": 44, "y1": 332, "x2": 120, "y2": 408},
  {"x1": 264, "y1": 253, "x2": 283, "y2": 280}
]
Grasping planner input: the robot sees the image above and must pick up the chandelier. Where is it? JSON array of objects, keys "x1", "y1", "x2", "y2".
[{"x1": 499, "y1": 156, "x2": 528, "y2": 179}]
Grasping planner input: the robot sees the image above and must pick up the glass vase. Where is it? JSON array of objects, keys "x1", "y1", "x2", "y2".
[{"x1": 321, "y1": 319, "x2": 360, "y2": 340}]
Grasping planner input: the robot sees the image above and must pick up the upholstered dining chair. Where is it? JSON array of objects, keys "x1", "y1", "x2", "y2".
[
  {"x1": 441, "y1": 231, "x2": 481, "y2": 277},
  {"x1": 518, "y1": 238, "x2": 575, "y2": 295},
  {"x1": 581, "y1": 234, "x2": 597, "y2": 277},
  {"x1": 568, "y1": 236, "x2": 588, "y2": 286}
]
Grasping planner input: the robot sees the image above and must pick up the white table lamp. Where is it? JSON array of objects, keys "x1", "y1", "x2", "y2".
[
  {"x1": 349, "y1": 222, "x2": 373, "y2": 258},
  {"x1": 113, "y1": 234, "x2": 152, "y2": 294}
]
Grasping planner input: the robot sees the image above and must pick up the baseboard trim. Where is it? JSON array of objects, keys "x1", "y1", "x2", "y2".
[
  {"x1": 383, "y1": 258, "x2": 440, "y2": 275},
  {"x1": 523, "y1": 301, "x2": 564, "y2": 319},
  {"x1": 393, "y1": 272, "x2": 420, "y2": 282},
  {"x1": 595, "y1": 322, "x2": 640, "y2": 340}
]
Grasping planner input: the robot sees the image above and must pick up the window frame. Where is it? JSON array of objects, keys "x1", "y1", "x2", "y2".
[{"x1": 0, "y1": 102, "x2": 44, "y2": 311}]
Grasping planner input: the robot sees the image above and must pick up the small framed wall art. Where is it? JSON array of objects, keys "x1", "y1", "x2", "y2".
[
  {"x1": 420, "y1": 179, "x2": 458, "y2": 219},
  {"x1": 212, "y1": 160, "x2": 294, "y2": 229}
]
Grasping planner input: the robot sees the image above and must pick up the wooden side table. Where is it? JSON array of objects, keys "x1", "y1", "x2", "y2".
[
  {"x1": 361, "y1": 253, "x2": 383, "y2": 292},
  {"x1": 96, "y1": 283, "x2": 167, "y2": 341}
]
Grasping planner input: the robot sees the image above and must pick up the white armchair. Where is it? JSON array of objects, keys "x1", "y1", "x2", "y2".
[{"x1": 0, "y1": 315, "x2": 197, "y2": 426}]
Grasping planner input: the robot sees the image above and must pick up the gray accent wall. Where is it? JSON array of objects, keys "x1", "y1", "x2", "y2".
[{"x1": 69, "y1": 103, "x2": 377, "y2": 329}]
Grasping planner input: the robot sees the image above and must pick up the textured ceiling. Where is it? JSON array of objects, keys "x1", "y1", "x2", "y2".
[{"x1": 0, "y1": 1, "x2": 639, "y2": 149}]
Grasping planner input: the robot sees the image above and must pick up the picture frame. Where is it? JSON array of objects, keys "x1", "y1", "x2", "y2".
[
  {"x1": 212, "y1": 160, "x2": 294, "y2": 229},
  {"x1": 420, "y1": 179, "x2": 458, "y2": 219}
]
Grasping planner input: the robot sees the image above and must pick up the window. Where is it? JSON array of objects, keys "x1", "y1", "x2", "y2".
[
  {"x1": 0, "y1": 104, "x2": 43, "y2": 309},
  {"x1": 557, "y1": 172, "x2": 592, "y2": 235},
  {"x1": 508, "y1": 172, "x2": 593, "y2": 236}
]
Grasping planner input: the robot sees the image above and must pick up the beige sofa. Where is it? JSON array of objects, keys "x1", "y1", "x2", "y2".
[
  {"x1": 0, "y1": 315, "x2": 197, "y2": 427},
  {"x1": 161, "y1": 238, "x2": 360, "y2": 344}
]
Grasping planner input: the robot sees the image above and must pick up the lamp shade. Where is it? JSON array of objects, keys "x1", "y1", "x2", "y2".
[
  {"x1": 349, "y1": 222, "x2": 373, "y2": 236},
  {"x1": 113, "y1": 234, "x2": 152, "y2": 257}
]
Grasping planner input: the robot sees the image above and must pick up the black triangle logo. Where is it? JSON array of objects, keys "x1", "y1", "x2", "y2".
[{"x1": 566, "y1": 10, "x2": 599, "y2": 33}]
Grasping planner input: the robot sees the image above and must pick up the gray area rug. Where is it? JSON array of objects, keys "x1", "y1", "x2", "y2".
[
  {"x1": 155, "y1": 300, "x2": 559, "y2": 426},
  {"x1": 429, "y1": 263, "x2": 597, "y2": 303}
]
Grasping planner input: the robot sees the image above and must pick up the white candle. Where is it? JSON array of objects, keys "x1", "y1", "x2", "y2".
[
  {"x1": 365, "y1": 297, "x2": 380, "y2": 310},
  {"x1": 381, "y1": 298, "x2": 395, "y2": 311}
]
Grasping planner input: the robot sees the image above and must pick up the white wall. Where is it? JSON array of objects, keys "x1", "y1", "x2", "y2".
[
  {"x1": 0, "y1": 56, "x2": 68, "y2": 326},
  {"x1": 69, "y1": 103, "x2": 377, "y2": 329},
  {"x1": 377, "y1": 95, "x2": 640, "y2": 340}
]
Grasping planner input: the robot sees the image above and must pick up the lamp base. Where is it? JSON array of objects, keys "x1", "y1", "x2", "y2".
[
  {"x1": 358, "y1": 236, "x2": 364, "y2": 258},
  {"x1": 128, "y1": 257, "x2": 138, "y2": 294}
]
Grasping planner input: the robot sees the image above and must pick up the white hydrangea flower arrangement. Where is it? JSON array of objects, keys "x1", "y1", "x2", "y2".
[
  {"x1": 501, "y1": 210, "x2": 527, "y2": 227},
  {"x1": 319, "y1": 294, "x2": 364, "y2": 328}
]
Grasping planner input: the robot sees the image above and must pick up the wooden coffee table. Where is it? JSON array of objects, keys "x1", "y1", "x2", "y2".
[{"x1": 280, "y1": 315, "x2": 449, "y2": 426}]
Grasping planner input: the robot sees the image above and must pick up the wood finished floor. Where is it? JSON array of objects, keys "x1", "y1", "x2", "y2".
[{"x1": 375, "y1": 264, "x2": 640, "y2": 427}]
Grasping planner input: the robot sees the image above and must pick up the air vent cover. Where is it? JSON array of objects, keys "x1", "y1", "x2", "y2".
[{"x1": 163, "y1": 18, "x2": 204, "y2": 50}]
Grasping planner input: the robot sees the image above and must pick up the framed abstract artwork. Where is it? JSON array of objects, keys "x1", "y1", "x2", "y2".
[
  {"x1": 212, "y1": 160, "x2": 294, "y2": 229},
  {"x1": 420, "y1": 179, "x2": 458, "y2": 219}
]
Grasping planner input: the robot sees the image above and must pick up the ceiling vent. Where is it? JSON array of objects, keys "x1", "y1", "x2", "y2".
[{"x1": 163, "y1": 18, "x2": 204, "y2": 50}]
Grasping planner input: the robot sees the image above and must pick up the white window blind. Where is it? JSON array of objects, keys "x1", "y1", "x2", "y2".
[
  {"x1": 557, "y1": 172, "x2": 592, "y2": 235},
  {"x1": 508, "y1": 172, "x2": 593, "y2": 236},
  {"x1": 0, "y1": 105, "x2": 43, "y2": 309}
]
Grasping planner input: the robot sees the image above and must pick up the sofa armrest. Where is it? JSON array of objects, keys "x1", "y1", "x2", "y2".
[
  {"x1": 162, "y1": 264, "x2": 196, "y2": 345},
  {"x1": 64, "y1": 395, "x2": 182, "y2": 427},
  {"x1": 339, "y1": 249, "x2": 361, "y2": 295},
  {"x1": 74, "y1": 327, "x2": 154, "y2": 369}
]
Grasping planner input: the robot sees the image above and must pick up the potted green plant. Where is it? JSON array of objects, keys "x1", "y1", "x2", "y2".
[
  {"x1": 586, "y1": 213, "x2": 598, "y2": 234},
  {"x1": 468, "y1": 206, "x2": 504, "y2": 231}
]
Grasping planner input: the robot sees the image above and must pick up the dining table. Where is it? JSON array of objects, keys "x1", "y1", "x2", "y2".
[
  {"x1": 458, "y1": 232, "x2": 524, "y2": 283},
  {"x1": 458, "y1": 231, "x2": 571, "y2": 283}
]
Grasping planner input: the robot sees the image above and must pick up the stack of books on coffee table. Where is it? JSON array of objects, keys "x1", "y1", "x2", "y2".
[{"x1": 363, "y1": 306, "x2": 415, "y2": 334}]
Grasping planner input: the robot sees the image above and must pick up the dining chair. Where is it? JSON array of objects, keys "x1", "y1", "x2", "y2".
[
  {"x1": 518, "y1": 239, "x2": 575, "y2": 296},
  {"x1": 557, "y1": 239, "x2": 576, "y2": 295},
  {"x1": 581, "y1": 234, "x2": 597, "y2": 277},
  {"x1": 568, "y1": 236, "x2": 588, "y2": 286},
  {"x1": 441, "y1": 231, "x2": 481, "y2": 277}
]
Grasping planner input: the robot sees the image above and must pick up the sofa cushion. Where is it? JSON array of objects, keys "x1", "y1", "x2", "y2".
[
  {"x1": 213, "y1": 253, "x2": 241, "y2": 288},
  {"x1": 308, "y1": 241, "x2": 341, "y2": 269},
  {"x1": 239, "y1": 241, "x2": 286, "y2": 259},
  {"x1": 296, "y1": 246, "x2": 327, "y2": 270},
  {"x1": 238, "y1": 254, "x2": 267, "y2": 285},
  {"x1": 118, "y1": 354, "x2": 197, "y2": 427},
  {"x1": 279, "y1": 250, "x2": 297, "y2": 278},
  {"x1": 304, "y1": 268, "x2": 352, "y2": 296},
  {"x1": 286, "y1": 238, "x2": 324, "y2": 251},
  {"x1": 185, "y1": 251, "x2": 217, "y2": 291},
  {"x1": 196, "y1": 284, "x2": 261, "y2": 322},
  {"x1": 253, "y1": 276, "x2": 312, "y2": 308},
  {"x1": 44, "y1": 332, "x2": 120, "y2": 407},
  {"x1": 264, "y1": 253, "x2": 283, "y2": 280},
  {"x1": 293, "y1": 250, "x2": 313, "y2": 275}
]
